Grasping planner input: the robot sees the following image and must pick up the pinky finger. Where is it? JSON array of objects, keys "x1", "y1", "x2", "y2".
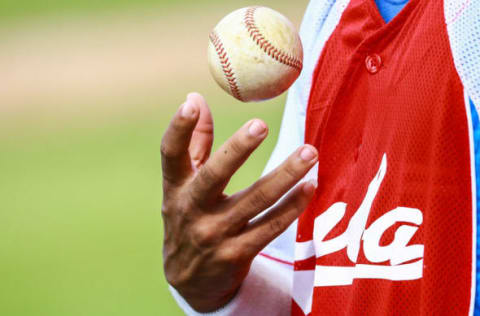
[{"x1": 238, "y1": 180, "x2": 317, "y2": 256}]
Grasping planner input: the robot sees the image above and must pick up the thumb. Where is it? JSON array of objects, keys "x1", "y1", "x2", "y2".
[{"x1": 187, "y1": 92, "x2": 214, "y2": 169}]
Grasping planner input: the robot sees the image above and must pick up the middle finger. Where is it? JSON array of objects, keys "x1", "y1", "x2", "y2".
[
  {"x1": 189, "y1": 119, "x2": 268, "y2": 205},
  {"x1": 227, "y1": 144, "x2": 318, "y2": 227}
]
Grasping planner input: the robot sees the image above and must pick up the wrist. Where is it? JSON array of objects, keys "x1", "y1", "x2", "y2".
[{"x1": 177, "y1": 285, "x2": 240, "y2": 313}]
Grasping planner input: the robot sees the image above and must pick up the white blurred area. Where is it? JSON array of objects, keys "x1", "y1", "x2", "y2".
[{"x1": 0, "y1": 2, "x2": 306, "y2": 119}]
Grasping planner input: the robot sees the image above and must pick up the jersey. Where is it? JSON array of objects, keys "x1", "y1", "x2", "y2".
[
  {"x1": 170, "y1": 1, "x2": 480, "y2": 315},
  {"x1": 292, "y1": 0, "x2": 479, "y2": 315}
]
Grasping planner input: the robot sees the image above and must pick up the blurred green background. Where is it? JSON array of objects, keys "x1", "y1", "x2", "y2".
[{"x1": 0, "y1": 1, "x2": 306, "y2": 315}]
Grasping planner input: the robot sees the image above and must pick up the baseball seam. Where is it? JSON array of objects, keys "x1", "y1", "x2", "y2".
[
  {"x1": 209, "y1": 30, "x2": 243, "y2": 101},
  {"x1": 244, "y1": 7, "x2": 303, "y2": 72}
]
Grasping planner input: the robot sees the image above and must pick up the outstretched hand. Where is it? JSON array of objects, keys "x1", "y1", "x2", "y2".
[{"x1": 161, "y1": 92, "x2": 318, "y2": 312}]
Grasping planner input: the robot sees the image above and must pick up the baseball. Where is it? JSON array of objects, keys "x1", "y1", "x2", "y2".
[{"x1": 208, "y1": 6, "x2": 303, "y2": 102}]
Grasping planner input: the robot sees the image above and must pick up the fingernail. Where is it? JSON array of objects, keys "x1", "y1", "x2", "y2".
[
  {"x1": 248, "y1": 120, "x2": 266, "y2": 137},
  {"x1": 303, "y1": 179, "x2": 317, "y2": 195},
  {"x1": 186, "y1": 92, "x2": 200, "y2": 101},
  {"x1": 300, "y1": 146, "x2": 317, "y2": 161},
  {"x1": 181, "y1": 101, "x2": 197, "y2": 118}
]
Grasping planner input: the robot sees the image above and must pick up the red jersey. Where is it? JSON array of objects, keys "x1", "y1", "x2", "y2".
[
  {"x1": 293, "y1": 0, "x2": 475, "y2": 315},
  {"x1": 170, "y1": 1, "x2": 480, "y2": 315}
]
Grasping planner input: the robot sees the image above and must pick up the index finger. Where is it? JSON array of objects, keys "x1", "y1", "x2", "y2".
[{"x1": 161, "y1": 98, "x2": 200, "y2": 187}]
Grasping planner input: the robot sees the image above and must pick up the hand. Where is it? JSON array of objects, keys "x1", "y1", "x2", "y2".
[{"x1": 161, "y1": 93, "x2": 318, "y2": 312}]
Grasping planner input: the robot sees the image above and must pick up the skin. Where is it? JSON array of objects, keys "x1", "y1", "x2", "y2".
[{"x1": 161, "y1": 92, "x2": 318, "y2": 312}]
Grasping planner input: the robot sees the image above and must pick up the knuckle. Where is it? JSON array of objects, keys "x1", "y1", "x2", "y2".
[
  {"x1": 161, "y1": 199, "x2": 180, "y2": 217},
  {"x1": 161, "y1": 202, "x2": 173, "y2": 217},
  {"x1": 161, "y1": 194, "x2": 176, "y2": 214},
  {"x1": 229, "y1": 137, "x2": 247, "y2": 156},
  {"x1": 187, "y1": 185, "x2": 204, "y2": 208},
  {"x1": 282, "y1": 162, "x2": 299, "y2": 181},
  {"x1": 294, "y1": 195, "x2": 307, "y2": 212},
  {"x1": 268, "y1": 217, "x2": 286, "y2": 236},
  {"x1": 160, "y1": 140, "x2": 177, "y2": 160},
  {"x1": 162, "y1": 192, "x2": 196, "y2": 220},
  {"x1": 198, "y1": 164, "x2": 222, "y2": 187},
  {"x1": 179, "y1": 195, "x2": 198, "y2": 218},
  {"x1": 217, "y1": 245, "x2": 244, "y2": 265},
  {"x1": 168, "y1": 116, "x2": 185, "y2": 133},
  {"x1": 191, "y1": 222, "x2": 220, "y2": 248},
  {"x1": 249, "y1": 188, "x2": 271, "y2": 210},
  {"x1": 162, "y1": 172, "x2": 181, "y2": 187}
]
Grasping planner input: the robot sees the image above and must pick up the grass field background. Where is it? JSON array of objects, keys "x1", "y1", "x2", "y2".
[{"x1": 0, "y1": 1, "x2": 307, "y2": 315}]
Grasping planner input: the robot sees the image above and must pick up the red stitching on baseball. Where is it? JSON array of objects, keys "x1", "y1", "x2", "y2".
[
  {"x1": 209, "y1": 30, "x2": 243, "y2": 101},
  {"x1": 244, "y1": 7, "x2": 302, "y2": 72}
]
